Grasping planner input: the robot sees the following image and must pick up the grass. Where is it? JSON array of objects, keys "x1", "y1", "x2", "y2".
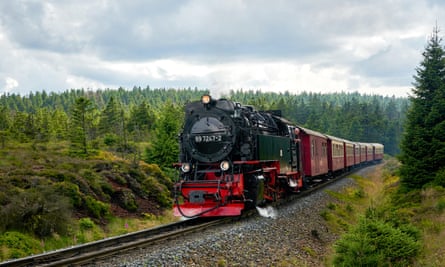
[
  {"x1": 414, "y1": 187, "x2": 445, "y2": 266},
  {"x1": 322, "y1": 158, "x2": 445, "y2": 265}
]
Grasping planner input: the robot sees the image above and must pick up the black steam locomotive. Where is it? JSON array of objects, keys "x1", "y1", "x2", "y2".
[{"x1": 174, "y1": 95, "x2": 303, "y2": 217}]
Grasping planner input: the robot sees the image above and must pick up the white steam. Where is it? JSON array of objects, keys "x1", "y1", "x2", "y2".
[{"x1": 256, "y1": 205, "x2": 277, "y2": 219}]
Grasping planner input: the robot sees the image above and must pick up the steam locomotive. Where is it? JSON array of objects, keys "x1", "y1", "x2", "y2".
[{"x1": 173, "y1": 95, "x2": 383, "y2": 217}]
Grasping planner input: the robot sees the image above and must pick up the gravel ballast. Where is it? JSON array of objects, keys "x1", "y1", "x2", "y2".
[{"x1": 91, "y1": 167, "x2": 377, "y2": 266}]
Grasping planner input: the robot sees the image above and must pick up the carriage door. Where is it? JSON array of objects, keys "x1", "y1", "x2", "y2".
[{"x1": 289, "y1": 126, "x2": 301, "y2": 172}]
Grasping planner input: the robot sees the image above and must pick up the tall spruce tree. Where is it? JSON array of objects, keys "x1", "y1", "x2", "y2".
[
  {"x1": 69, "y1": 97, "x2": 95, "y2": 156},
  {"x1": 399, "y1": 27, "x2": 445, "y2": 190},
  {"x1": 144, "y1": 102, "x2": 182, "y2": 169}
]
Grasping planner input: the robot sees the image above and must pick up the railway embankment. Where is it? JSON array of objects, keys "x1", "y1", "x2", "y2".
[
  {"x1": 89, "y1": 158, "x2": 445, "y2": 266},
  {"x1": 0, "y1": 143, "x2": 174, "y2": 262},
  {"x1": 83, "y1": 162, "x2": 392, "y2": 266}
]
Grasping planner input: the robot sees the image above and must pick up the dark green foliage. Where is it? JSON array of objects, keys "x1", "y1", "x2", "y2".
[
  {"x1": 69, "y1": 97, "x2": 95, "y2": 157},
  {"x1": 0, "y1": 105, "x2": 11, "y2": 148},
  {"x1": 142, "y1": 176, "x2": 172, "y2": 208},
  {"x1": 399, "y1": 27, "x2": 445, "y2": 190},
  {"x1": 54, "y1": 182, "x2": 83, "y2": 207},
  {"x1": 433, "y1": 167, "x2": 445, "y2": 187},
  {"x1": 127, "y1": 100, "x2": 155, "y2": 140},
  {"x1": 436, "y1": 198, "x2": 445, "y2": 212},
  {"x1": 334, "y1": 216, "x2": 420, "y2": 266},
  {"x1": 103, "y1": 133, "x2": 119, "y2": 146},
  {"x1": 113, "y1": 188, "x2": 138, "y2": 212},
  {"x1": 0, "y1": 186, "x2": 73, "y2": 237},
  {"x1": 144, "y1": 102, "x2": 182, "y2": 169},
  {"x1": 83, "y1": 195, "x2": 110, "y2": 219}
]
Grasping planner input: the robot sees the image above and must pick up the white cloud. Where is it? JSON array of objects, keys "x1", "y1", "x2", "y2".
[{"x1": 3, "y1": 77, "x2": 19, "y2": 93}]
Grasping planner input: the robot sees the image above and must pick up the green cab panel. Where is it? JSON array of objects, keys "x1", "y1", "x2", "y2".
[{"x1": 258, "y1": 134, "x2": 293, "y2": 173}]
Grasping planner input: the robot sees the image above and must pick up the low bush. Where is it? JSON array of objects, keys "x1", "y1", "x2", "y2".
[
  {"x1": 79, "y1": 217, "x2": 95, "y2": 230},
  {"x1": 142, "y1": 176, "x2": 172, "y2": 208},
  {"x1": 83, "y1": 195, "x2": 110, "y2": 219},
  {"x1": 334, "y1": 216, "x2": 420, "y2": 266},
  {"x1": 1, "y1": 186, "x2": 73, "y2": 237},
  {"x1": 54, "y1": 181, "x2": 83, "y2": 207},
  {"x1": 113, "y1": 189, "x2": 138, "y2": 212}
]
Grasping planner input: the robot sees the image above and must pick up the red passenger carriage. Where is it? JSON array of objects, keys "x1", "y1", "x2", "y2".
[
  {"x1": 326, "y1": 135, "x2": 345, "y2": 175},
  {"x1": 297, "y1": 127, "x2": 329, "y2": 180},
  {"x1": 344, "y1": 140, "x2": 355, "y2": 169},
  {"x1": 372, "y1": 143, "x2": 384, "y2": 161},
  {"x1": 353, "y1": 143, "x2": 360, "y2": 165},
  {"x1": 366, "y1": 144, "x2": 374, "y2": 163},
  {"x1": 358, "y1": 143, "x2": 367, "y2": 163}
]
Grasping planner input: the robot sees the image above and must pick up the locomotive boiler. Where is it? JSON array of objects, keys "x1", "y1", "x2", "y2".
[{"x1": 173, "y1": 95, "x2": 304, "y2": 217}]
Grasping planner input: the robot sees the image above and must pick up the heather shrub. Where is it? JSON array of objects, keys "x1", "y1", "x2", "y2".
[
  {"x1": 83, "y1": 195, "x2": 110, "y2": 219},
  {"x1": 113, "y1": 188, "x2": 138, "y2": 212},
  {"x1": 1, "y1": 186, "x2": 72, "y2": 237}
]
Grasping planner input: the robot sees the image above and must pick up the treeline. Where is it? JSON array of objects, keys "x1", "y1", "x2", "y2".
[
  {"x1": 0, "y1": 87, "x2": 207, "y2": 167},
  {"x1": 0, "y1": 87, "x2": 408, "y2": 158}
]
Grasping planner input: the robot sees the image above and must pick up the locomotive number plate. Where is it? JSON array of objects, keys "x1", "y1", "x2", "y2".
[{"x1": 195, "y1": 135, "x2": 222, "y2": 143}]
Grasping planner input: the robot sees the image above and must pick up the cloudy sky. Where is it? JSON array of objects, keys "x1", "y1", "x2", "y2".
[{"x1": 0, "y1": 1, "x2": 443, "y2": 97}]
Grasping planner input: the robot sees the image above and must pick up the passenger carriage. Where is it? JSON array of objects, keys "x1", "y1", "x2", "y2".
[
  {"x1": 372, "y1": 143, "x2": 384, "y2": 162},
  {"x1": 344, "y1": 139, "x2": 355, "y2": 170},
  {"x1": 365, "y1": 143, "x2": 374, "y2": 163},
  {"x1": 353, "y1": 143, "x2": 361, "y2": 166},
  {"x1": 297, "y1": 127, "x2": 329, "y2": 180},
  {"x1": 358, "y1": 143, "x2": 367, "y2": 164},
  {"x1": 326, "y1": 135, "x2": 345, "y2": 175}
]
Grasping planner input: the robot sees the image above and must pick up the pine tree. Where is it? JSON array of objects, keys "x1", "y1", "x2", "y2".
[
  {"x1": 69, "y1": 97, "x2": 95, "y2": 156},
  {"x1": 99, "y1": 96, "x2": 121, "y2": 135},
  {"x1": 144, "y1": 102, "x2": 182, "y2": 169},
  {"x1": 127, "y1": 101, "x2": 155, "y2": 139},
  {"x1": 0, "y1": 105, "x2": 10, "y2": 148},
  {"x1": 399, "y1": 26, "x2": 445, "y2": 189}
]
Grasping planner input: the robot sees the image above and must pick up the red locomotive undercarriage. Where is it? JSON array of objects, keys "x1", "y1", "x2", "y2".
[{"x1": 174, "y1": 160, "x2": 303, "y2": 217}]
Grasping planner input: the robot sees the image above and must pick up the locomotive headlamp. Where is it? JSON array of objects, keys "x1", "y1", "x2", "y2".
[
  {"x1": 220, "y1": 160, "x2": 230, "y2": 171},
  {"x1": 181, "y1": 163, "x2": 191, "y2": 173},
  {"x1": 201, "y1": 95, "x2": 211, "y2": 104}
]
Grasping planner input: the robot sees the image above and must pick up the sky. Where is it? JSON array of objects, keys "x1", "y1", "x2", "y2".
[{"x1": 0, "y1": 0, "x2": 443, "y2": 98}]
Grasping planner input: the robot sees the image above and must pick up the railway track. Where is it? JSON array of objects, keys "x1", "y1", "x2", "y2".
[
  {"x1": 0, "y1": 217, "x2": 231, "y2": 267},
  {"x1": 0, "y1": 165, "x2": 369, "y2": 267}
]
